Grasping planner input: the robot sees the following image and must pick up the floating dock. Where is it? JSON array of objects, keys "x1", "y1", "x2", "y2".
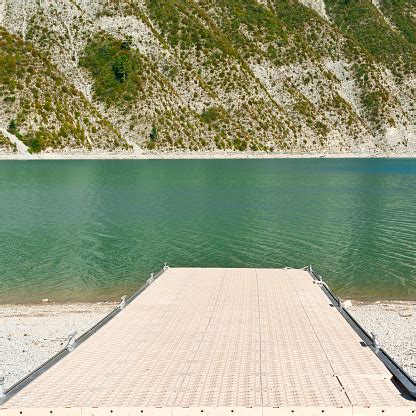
[{"x1": 1, "y1": 267, "x2": 415, "y2": 415}]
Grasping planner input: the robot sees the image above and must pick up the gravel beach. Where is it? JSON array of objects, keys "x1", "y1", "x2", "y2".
[
  {"x1": 348, "y1": 301, "x2": 416, "y2": 380},
  {"x1": 0, "y1": 302, "x2": 116, "y2": 388},
  {"x1": 0, "y1": 300, "x2": 415, "y2": 389},
  {"x1": 1, "y1": 149, "x2": 416, "y2": 160}
]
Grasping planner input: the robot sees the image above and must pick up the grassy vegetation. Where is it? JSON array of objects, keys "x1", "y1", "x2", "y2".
[
  {"x1": 352, "y1": 62, "x2": 390, "y2": 130},
  {"x1": 380, "y1": 0, "x2": 416, "y2": 45},
  {"x1": 325, "y1": 0, "x2": 416, "y2": 74},
  {"x1": 201, "y1": 107, "x2": 222, "y2": 123},
  {"x1": 201, "y1": 0, "x2": 289, "y2": 62},
  {"x1": 0, "y1": 131, "x2": 17, "y2": 152},
  {"x1": 146, "y1": 0, "x2": 234, "y2": 56},
  {"x1": 320, "y1": 0, "x2": 416, "y2": 130},
  {"x1": 269, "y1": 0, "x2": 339, "y2": 59},
  {"x1": 7, "y1": 120, "x2": 19, "y2": 136},
  {"x1": 80, "y1": 34, "x2": 146, "y2": 104},
  {"x1": 271, "y1": 0, "x2": 320, "y2": 28},
  {"x1": 0, "y1": 27, "x2": 127, "y2": 153},
  {"x1": 2, "y1": 0, "x2": 414, "y2": 152}
]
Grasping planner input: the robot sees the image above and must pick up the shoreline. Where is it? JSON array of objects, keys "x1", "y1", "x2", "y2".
[
  {"x1": 0, "y1": 302, "x2": 117, "y2": 388},
  {"x1": 1, "y1": 300, "x2": 415, "y2": 388},
  {"x1": 1, "y1": 149, "x2": 416, "y2": 160},
  {"x1": 1, "y1": 298, "x2": 415, "y2": 307}
]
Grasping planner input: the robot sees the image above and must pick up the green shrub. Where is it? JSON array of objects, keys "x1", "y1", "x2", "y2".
[
  {"x1": 380, "y1": 0, "x2": 416, "y2": 45},
  {"x1": 201, "y1": 107, "x2": 222, "y2": 123},
  {"x1": 150, "y1": 126, "x2": 158, "y2": 141},
  {"x1": 79, "y1": 33, "x2": 144, "y2": 103},
  {"x1": 23, "y1": 132, "x2": 44, "y2": 153},
  {"x1": 0, "y1": 132, "x2": 17, "y2": 152},
  {"x1": 325, "y1": 0, "x2": 416, "y2": 74},
  {"x1": 112, "y1": 54, "x2": 131, "y2": 82},
  {"x1": 146, "y1": 0, "x2": 234, "y2": 55},
  {"x1": 8, "y1": 119, "x2": 18, "y2": 134}
]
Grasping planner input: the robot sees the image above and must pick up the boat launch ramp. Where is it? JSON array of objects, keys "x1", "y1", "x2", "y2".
[{"x1": 1, "y1": 267, "x2": 415, "y2": 415}]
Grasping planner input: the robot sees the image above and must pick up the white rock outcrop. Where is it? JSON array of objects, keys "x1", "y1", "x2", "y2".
[{"x1": 298, "y1": 0, "x2": 328, "y2": 19}]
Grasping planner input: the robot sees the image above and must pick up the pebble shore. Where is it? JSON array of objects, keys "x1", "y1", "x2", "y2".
[
  {"x1": 0, "y1": 302, "x2": 115, "y2": 388},
  {"x1": 349, "y1": 301, "x2": 416, "y2": 379},
  {"x1": 0, "y1": 301, "x2": 415, "y2": 389}
]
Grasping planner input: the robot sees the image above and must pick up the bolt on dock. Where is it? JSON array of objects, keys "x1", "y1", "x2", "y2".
[{"x1": 1, "y1": 267, "x2": 415, "y2": 415}]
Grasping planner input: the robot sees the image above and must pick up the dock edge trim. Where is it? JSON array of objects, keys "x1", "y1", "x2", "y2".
[
  {"x1": 305, "y1": 265, "x2": 416, "y2": 400},
  {"x1": 0, "y1": 266, "x2": 169, "y2": 405}
]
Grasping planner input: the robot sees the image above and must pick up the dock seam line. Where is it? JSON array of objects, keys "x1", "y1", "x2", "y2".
[
  {"x1": 254, "y1": 268, "x2": 264, "y2": 408},
  {"x1": 306, "y1": 266, "x2": 416, "y2": 400},
  {"x1": 170, "y1": 268, "x2": 227, "y2": 405},
  {"x1": 285, "y1": 269, "x2": 353, "y2": 406}
]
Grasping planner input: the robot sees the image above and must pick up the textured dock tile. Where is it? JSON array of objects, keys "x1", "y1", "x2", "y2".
[
  {"x1": 351, "y1": 407, "x2": 416, "y2": 415},
  {"x1": 337, "y1": 375, "x2": 413, "y2": 407},
  {"x1": 1, "y1": 268, "x2": 414, "y2": 411}
]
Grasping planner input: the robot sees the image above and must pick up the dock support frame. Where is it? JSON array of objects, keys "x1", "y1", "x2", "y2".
[
  {"x1": 305, "y1": 265, "x2": 416, "y2": 400},
  {"x1": 0, "y1": 266, "x2": 168, "y2": 406}
]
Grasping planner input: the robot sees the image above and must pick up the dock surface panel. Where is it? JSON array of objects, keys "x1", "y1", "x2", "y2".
[{"x1": 1, "y1": 268, "x2": 414, "y2": 414}]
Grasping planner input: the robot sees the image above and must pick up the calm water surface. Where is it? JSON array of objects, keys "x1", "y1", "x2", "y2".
[{"x1": 0, "y1": 159, "x2": 415, "y2": 303}]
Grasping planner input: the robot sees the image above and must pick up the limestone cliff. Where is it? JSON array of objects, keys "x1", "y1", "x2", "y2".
[{"x1": 0, "y1": 0, "x2": 415, "y2": 154}]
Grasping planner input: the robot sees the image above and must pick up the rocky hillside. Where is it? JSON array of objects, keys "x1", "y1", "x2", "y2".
[{"x1": 0, "y1": 0, "x2": 415, "y2": 154}]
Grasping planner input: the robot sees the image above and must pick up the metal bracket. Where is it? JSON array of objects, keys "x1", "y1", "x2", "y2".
[
  {"x1": 147, "y1": 272, "x2": 155, "y2": 284},
  {"x1": 0, "y1": 376, "x2": 5, "y2": 401},
  {"x1": 1, "y1": 264, "x2": 169, "y2": 405},
  {"x1": 66, "y1": 332, "x2": 78, "y2": 352},
  {"x1": 372, "y1": 332, "x2": 381, "y2": 353},
  {"x1": 119, "y1": 295, "x2": 127, "y2": 310}
]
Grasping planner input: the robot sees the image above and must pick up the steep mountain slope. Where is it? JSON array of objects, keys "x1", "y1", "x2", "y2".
[
  {"x1": 0, "y1": 130, "x2": 16, "y2": 153},
  {"x1": 0, "y1": 0, "x2": 415, "y2": 154},
  {"x1": 376, "y1": 0, "x2": 416, "y2": 46},
  {"x1": 0, "y1": 27, "x2": 130, "y2": 153}
]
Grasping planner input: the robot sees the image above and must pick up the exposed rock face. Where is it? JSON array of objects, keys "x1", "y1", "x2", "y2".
[
  {"x1": 0, "y1": 128, "x2": 29, "y2": 155},
  {"x1": 298, "y1": 0, "x2": 328, "y2": 19},
  {"x1": 0, "y1": 0, "x2": 415, "y2": 154}
]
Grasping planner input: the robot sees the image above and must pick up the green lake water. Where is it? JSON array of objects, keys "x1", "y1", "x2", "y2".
[{"x1": 0, "y1": 159, "x2": 415, "y2": 304}]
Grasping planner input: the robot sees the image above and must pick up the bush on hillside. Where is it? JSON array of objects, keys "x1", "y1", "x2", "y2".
[{"x1": 80, "y1": 33, "x2": 144, "y2": 104}]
